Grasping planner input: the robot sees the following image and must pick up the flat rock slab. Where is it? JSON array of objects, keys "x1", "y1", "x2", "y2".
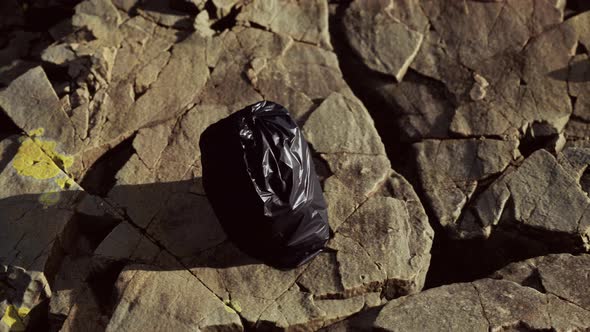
[
  {"x1": 106, "y1": 266, "x2": 243, "y2": 331},
  {"x1": 374, "y1": 254, "x2": 590, "y2": 331},
  {"x1": 458, "y1": 148, "x2": 590, "y2": 249},
  {"x1": 343, "y1": 0, "x2": 424, "y2": 81},
  {"x1": 236, "y1": 0, "x2": 332, "y2": 50},
  {"x1": 491, "y1": 253, "x2": 590, "y2": 312},
  {"x1": 414, "y1": 138, "x2": 520, "y2": 236}
]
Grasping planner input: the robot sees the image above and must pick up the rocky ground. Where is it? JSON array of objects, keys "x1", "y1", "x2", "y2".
[{"x1": 0, "y1": 0, "x2": 589, "y2": 331}]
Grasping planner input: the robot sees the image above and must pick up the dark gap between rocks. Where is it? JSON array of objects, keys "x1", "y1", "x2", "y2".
[
  {"x1": 424, "y1": 225, "x2": 568, "y2": 288},
  {"x1": 24, "y1": 298, "x2": 50, "y2": 332},
  {"x1": 169, "y1": 0, "x2": 199, "y2": 15},
  {"x1": 570, "y1": 94, "x2": 579, "y2": 112},
  {"x1": 134, "y1": 87, "x2": 148, "y2": 101},
  {"x1": 570, "y1": 113, "x2": 590, "y2": 124},
  {"x1": 79, "y1": 134, "x2": 137, "y2": 196},
  {"x1": 85, "y1": 259, "x2": 127, "y2": 316},
  {"x1": 518, "y1": 133, "x2": 559, "y2": 159},
  {"x1": 426, "y1": 188, "x2": 584, "y2": 288},
  {"x1": 489, "y1": 263, "x2": 547, "y2": 293},
  {"x1": 75, "y1": 213, "x2": 123, "y2": 252},
  {"x1": 42, "y1": 62, "x2": 72, "y2": 84},
  {"x1": 328, "y1": 1, "x2": 415, "y2": 180},
  {"x1": 209, "y1": 4, "x2": 240, "y2": 32},
  {"x1": 241, "y1": 316, "x2": 257, "y2": 332},
  {"x1": 565, "y1": 0, "x2": 590, "y2": 19},
  {"x1": 0, "y1": 108, "x2": 22, "y2": 141},
  {"x1": 244, "y1": 21, "x2": 268, "y2": 31},
  {"x1": 22, "y1": 0, "x2": 81, "y2": 32},
  {"x1": 580, "y1": 167, "x2": 590, "y2": 196},
  {"x1": 425, "y1": 175, "x2": 566, "y2": 287},
  {"x1": 204, "y1": 0, "x2": 218, "y2": 19},
  {"x1": 135, "y1": 0, "x2": 195, "y2": 30},
  {"x1": 575, "y1": 42, "x2": 589, "y2": 55}
]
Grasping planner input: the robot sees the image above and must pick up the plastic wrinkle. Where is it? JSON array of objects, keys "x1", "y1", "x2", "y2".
[{"x1": 237, "y1": 101, "x2": 330, "y2": 267}]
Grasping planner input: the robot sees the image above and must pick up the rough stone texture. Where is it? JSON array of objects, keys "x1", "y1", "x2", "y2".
[
  {"x1": 96, "y1": 11, "x2": 431, "y2": 331},
  {"x1": 343, "y1": 0, "x2": 424, "y2": 81},
  {"x1": 3, "y1": 0, "x2": 590, "y2": 330},
  {"x1": 339, "y1": 0, "x2": 590, "y2": 251},
  {"x1": 106, "y1": 266, "x2": 243, "y2": 331},
  {"x1": 304, "y1": 90, "x2": 386, "y2": 155},
  {"x1": 375, "y1": 282, "x2": 489, "y2": 331},
  {"x1": 0, "y1": 67, "x2": 83, "y2": 155},
  {"x1": 375, "y1": 254, "x2": 590, "y2": 331},
  {"x1": 237, "y1": 0, "x2": 332, "y2": 50},
  {"x1": 48, "y1": 255, "x2": 111, "y2": 332},
  {"x1": 371, "y1": 0, "x2": 571, "y2": 139},
  {"x1": 565, "y1": 12, "x2": 590, "y2": 140},
  {"x1": 72, "y1": 0, "x2": 122, "y2": 40},
  {"x1": 458, "y1": 148, "x2": 590, "y2": 248},
  {"x1": 491, "y1": 253, "x2": 590, "y2": 312},
  {"x1": 0, "y1": 0, "x2": 434, "y2": 330},
  {"x1": 414, "y1": 138, "x2": 520, "y2": 237},
  {"x1": 0, "y1": 135, "x2": 79, "y2": 270},
  {"x1": 0, "y1": 134, "x2": 83, "y2": 332}
]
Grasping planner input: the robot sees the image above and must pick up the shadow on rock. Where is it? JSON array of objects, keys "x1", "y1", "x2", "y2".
[
  {"x1": 548, "y1": 58, "x2": 590, "y2": 82},
  {"x1": 0, "y1": 180, "x2": 263, "y2": 270},
  {"x1": 0, "y1": 176, "x2": 268, "y2": 329},
  {"x1": 200, "y1": 111, "x2": 307, "y2": 270}
]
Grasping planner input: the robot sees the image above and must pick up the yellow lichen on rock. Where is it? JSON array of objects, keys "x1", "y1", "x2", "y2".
[
  {"x1": 223, "y1": 304, "x2": 236, "y2": 314},
  {"x1": 39, "y1": 192, "x2": 61, "y2": 208},
  {"x1": 35, "y1": 139, "x2": 74, "y2": 171},
  {"x1": 12, "y1": 129, "x2": 74, "y2": 180},
  {"x1": 28, "y1": 128, "x2": 45, "y2": 137},
  {"x1": 230, "y1": 300, "x2": 242, "y2": 313},
  {"x1": 223, "y1": 299, "x2": 242, "y2": 313},
  {"x1": 1, "y1": 305, "x2": 29, "y2": 331},
  {"x1": 55, "y1": 177, "x2": 75, "y2": 189},
  {"x1": 12, "y1": 138, "x2": 61, "y2": 179},
  {"x1": 11, "y1": 129, "x2": 76, "y2": 207}
]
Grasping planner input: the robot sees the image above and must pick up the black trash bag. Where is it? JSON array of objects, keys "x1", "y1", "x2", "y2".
[{"x1": 200, "y1": 101, "x2": 330, "y2": 268}]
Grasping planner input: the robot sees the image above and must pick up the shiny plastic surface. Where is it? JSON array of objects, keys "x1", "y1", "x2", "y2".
[{"x1": 237, "y1": 101, "x2": 330, "y2": 267}]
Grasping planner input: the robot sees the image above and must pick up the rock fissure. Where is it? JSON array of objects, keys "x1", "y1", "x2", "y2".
[{"x1": 471, "y1": 282, "x2": 493, "y2": 330}]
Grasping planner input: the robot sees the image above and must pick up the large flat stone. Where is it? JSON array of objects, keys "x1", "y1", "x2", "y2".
[
  {"x1": 374, "y1": 274, "x2": 590, "y2": 331},
  {"x1": 458, "y1": 148, "x2": 590, "y2": 248},
  {"x1": 105, "y1": 266, "x2": 243, "y2": 331},
  {"x1": 343, "y1": 0, "x2": 424, "y2": 81}
]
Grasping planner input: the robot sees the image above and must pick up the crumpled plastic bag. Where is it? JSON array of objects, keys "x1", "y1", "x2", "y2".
[{"x1": 201, "y1": 101, "x2": 329, "y2": 268}]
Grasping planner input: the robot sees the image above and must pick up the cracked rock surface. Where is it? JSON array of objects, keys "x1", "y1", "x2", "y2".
[
  {"x1": 338, "y1": 0, "x2": 590, "y2": 274},
  {"x1": 0, "y1": 0, "x2": 433, "y2": 330},
  {"x1": 374, "y1": 253, "x2": 590, "y2": 332},
  {"x1": 342, "y1": 0, "x2": 589, "y2": 236},
  {"x1": 1, "y1": 0, "x2": 590, "y2": 331}
]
